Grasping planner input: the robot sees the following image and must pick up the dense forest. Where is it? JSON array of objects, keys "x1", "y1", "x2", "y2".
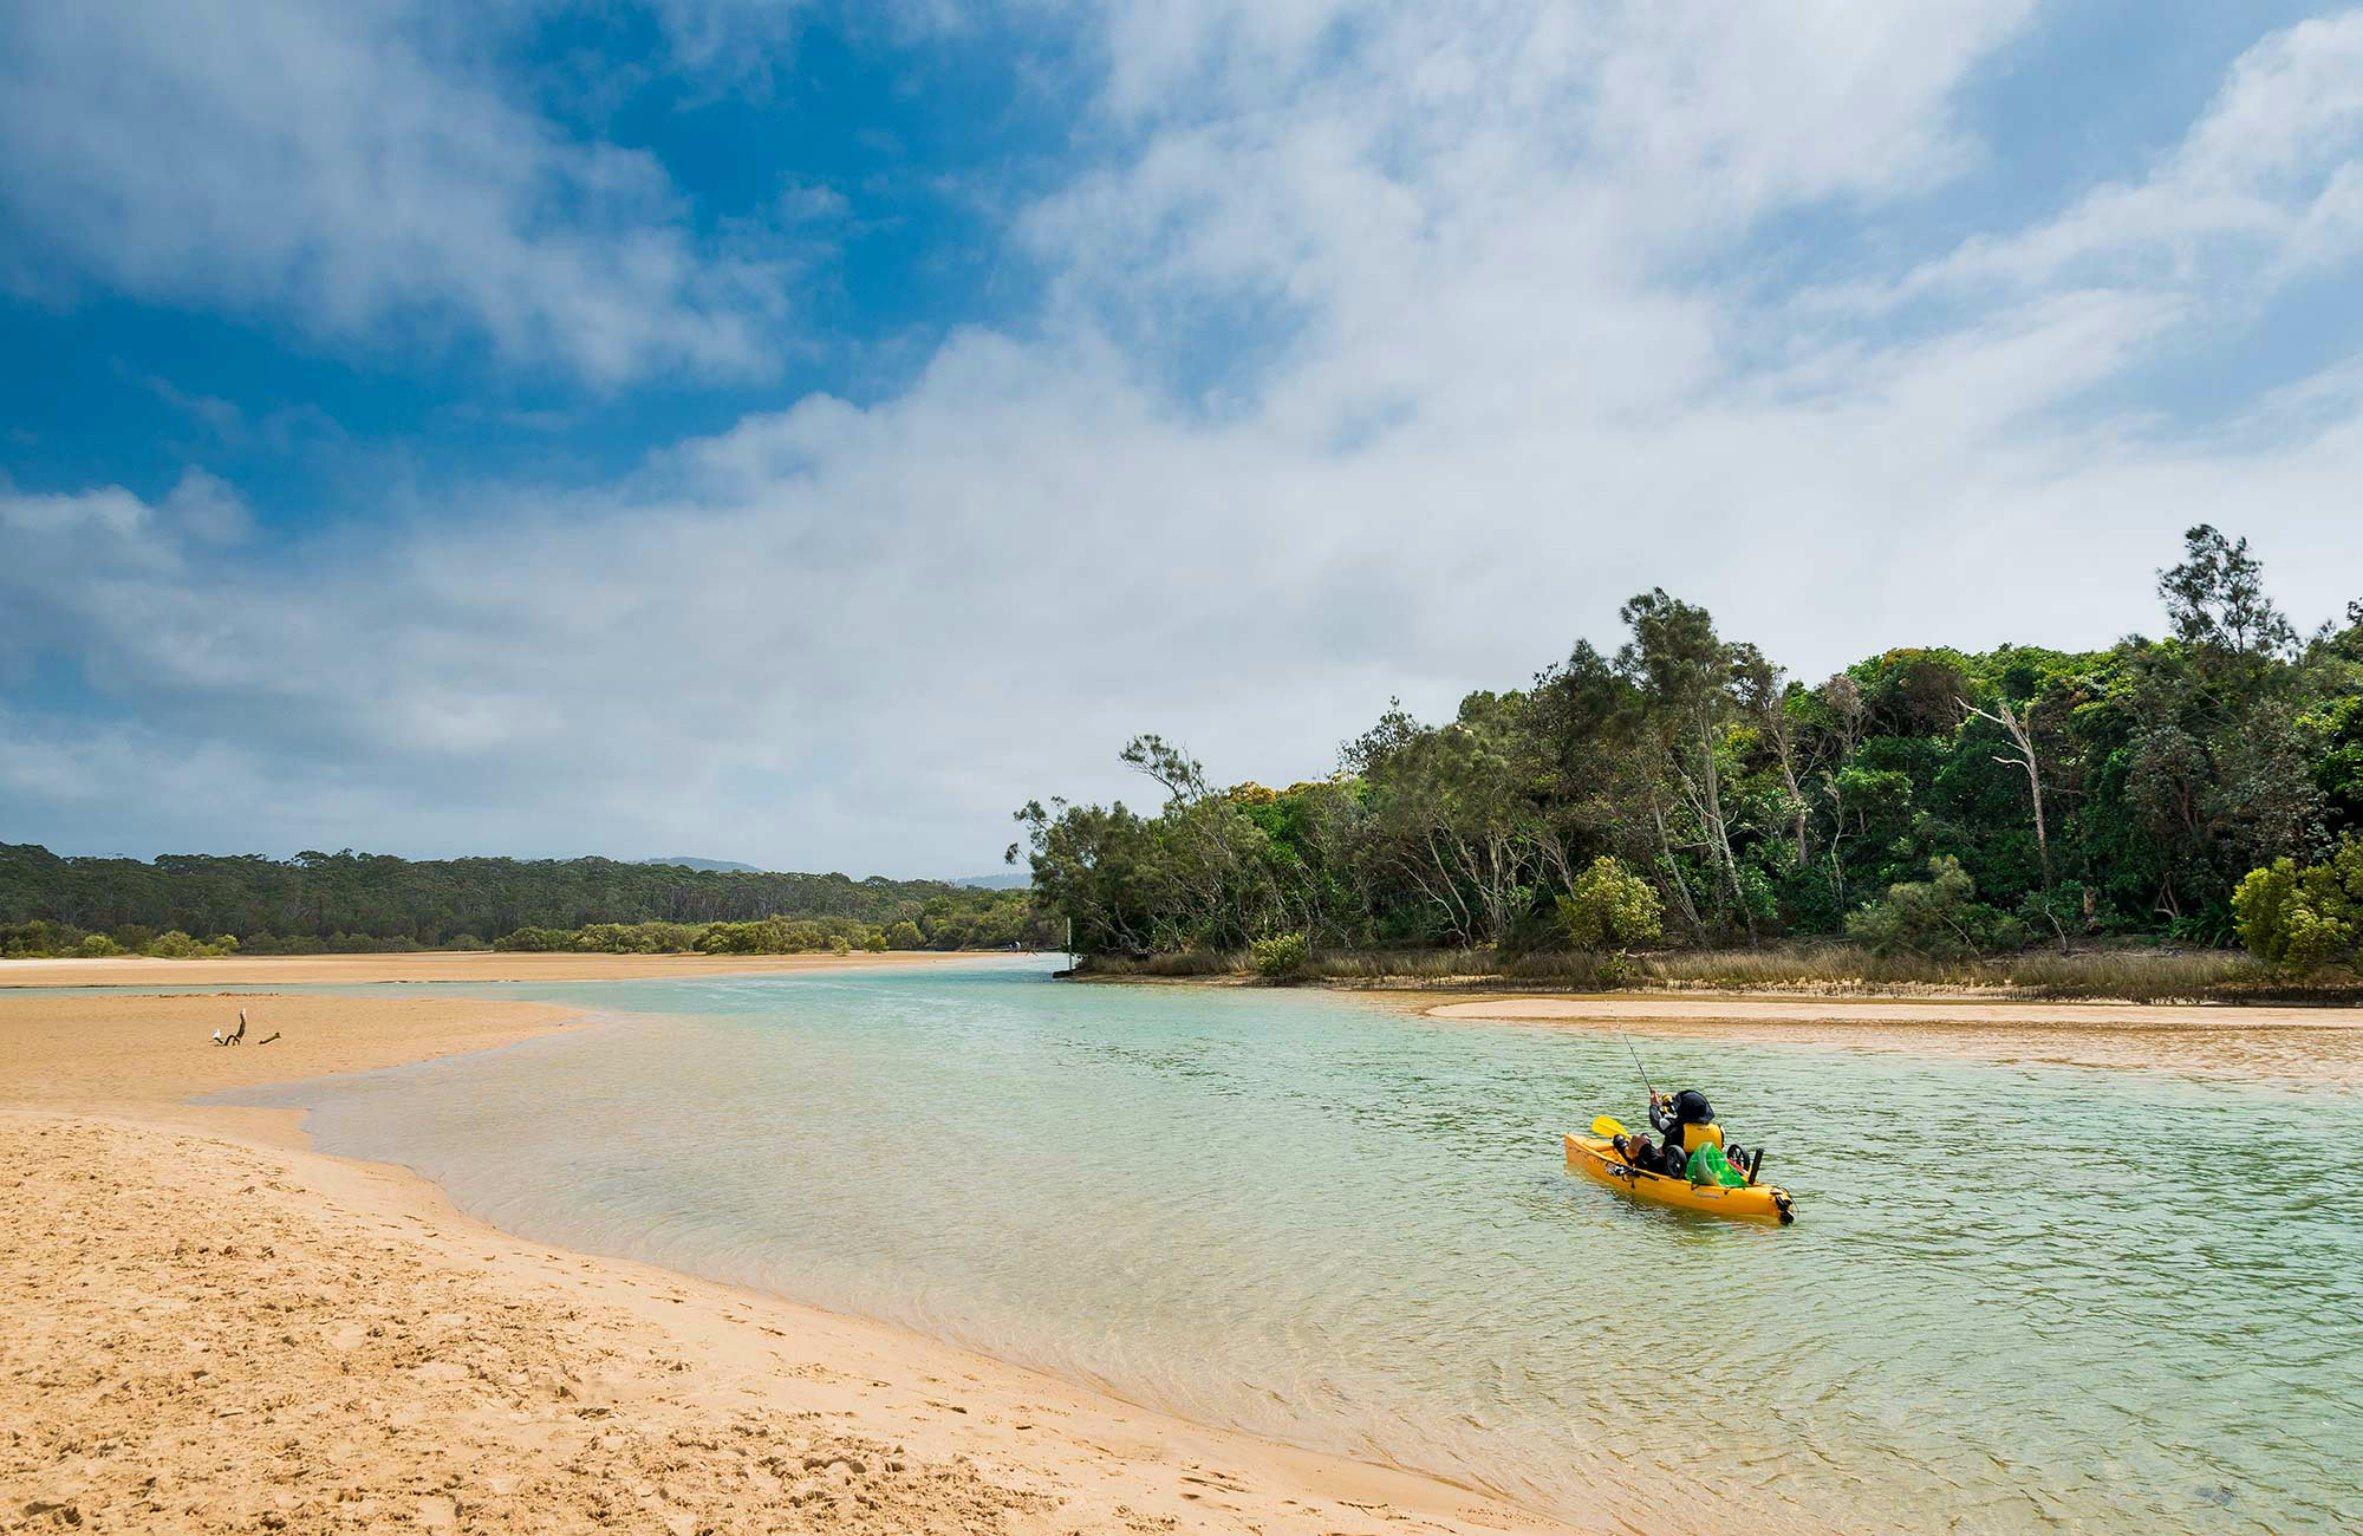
[
  {"x1": 0, "y1": 847, "x2": 1047, "y2": 957},
  {"x1": 1013, "y1": 528, "x2": 2363, "y2": 976}
]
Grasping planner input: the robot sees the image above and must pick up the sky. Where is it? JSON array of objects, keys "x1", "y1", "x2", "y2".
[{"x1": 5, "y1": 1, "x2": 2363, "y2": 877}]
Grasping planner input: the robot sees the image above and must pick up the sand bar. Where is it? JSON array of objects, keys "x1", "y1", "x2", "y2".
[
  {"x1": 1426, "y1": 993, "x2": 2363, "y2": 1086},
  {"x1": 1, "y1": 985, "x2": 1578, "y2": 1536}
]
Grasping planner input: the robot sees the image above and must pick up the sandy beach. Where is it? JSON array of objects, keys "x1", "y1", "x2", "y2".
[
  {"x1": 1426, "y1": 993, "x2": 2363, "y2": 1087},
  {"x1": 1, "y1": 983, "x2": 1575, "y2": 1536}
]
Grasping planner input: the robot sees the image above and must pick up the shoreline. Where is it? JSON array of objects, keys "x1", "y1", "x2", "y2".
[
  {"x1": 2, "y1": 983, "x2": 1577, "y2": 1536},
  {"x1": 1419, "y1": 992, "x2": 2363, "y2": 1087}
]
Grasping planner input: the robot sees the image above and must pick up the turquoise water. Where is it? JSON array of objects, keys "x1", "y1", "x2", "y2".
[{"x1": 239, "y1": 962, "x2": 2361, "y2": 1533}]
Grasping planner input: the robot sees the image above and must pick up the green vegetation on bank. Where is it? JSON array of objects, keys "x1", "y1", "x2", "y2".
[
  {"x1": 0, "y1": 847, "x2": 1049, "y2": 957},
  {"x1": 494, "y1": 915, "x2": 937, "y2": 955},
  {"x1": 1014, "y1": 527, "x2": 2363, "y2": 987}
]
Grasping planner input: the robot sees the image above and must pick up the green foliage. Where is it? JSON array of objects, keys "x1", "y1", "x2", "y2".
[
  {"x1": 142, "y1": 929, "x2": 238, "y2": 959},
  {"x1": 1844, "y1": 856, "x2": 2028, "y2": 960},
  {"x1": 0, "y1": 844, "x2": 1052, "y2": 956},
  {"x1": 1, "y1": 919, "x2": 88, "y2": 958},
  {"x1": 883, "y1": 920, "x2": 924, "y2": 949},
  {"x1": 1556, "y1": 857, "x2": 1663, "y2": 950},
  {"x1": 2234, "y1": 841, "x2": 2363, "y2": 973},
  {"x1": 1251, "y1": 932, "x2": 1310, "y2": 980},
  {"x1": 1015, "y1": 530, "x2": 2356, "y2": 965}
]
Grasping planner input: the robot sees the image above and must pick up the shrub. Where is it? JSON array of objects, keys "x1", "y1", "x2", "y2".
[
  {"x1": 144, "y1": 930, "x2": 234, "y2": 959},
  {"x1": 884, "y1": 919, "x2": 924, "y2": 949},
  {"x1": 1251, "y1": 932, "x2": 1311, "y2": 980},
  {"x1": 1555, "y1": 856, "x2": 1663, "y2": 951},
  {"x1": 74, "y1": 933, "x2": 126, "y2": 958},
  {"x1": 494, "y1": 926, "x2": 574, "y2": 952},
  {"x1": 2234, "y1": 840, "x2": 2363, "y2": 973},
  {"x1": 569, "y1": 921, "x2": 704, "y2": 954},
  {"x1": 1844, "y1": 855, "x2": 2027, "y2": 960}
]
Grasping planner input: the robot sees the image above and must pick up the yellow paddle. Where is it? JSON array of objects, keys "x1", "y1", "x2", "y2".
[{"x1": 1591, "y1": 1115, "x2": 1626, "y2": 1138}]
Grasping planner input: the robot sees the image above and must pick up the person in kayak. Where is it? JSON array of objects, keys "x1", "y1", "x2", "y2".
[
  {"x1": 1610, "y1": 1090, "x2": 1746, "y2": 1181},
  {"x1": 1651, "y1": 1088, "x2": 1712, "y2": 1149}
]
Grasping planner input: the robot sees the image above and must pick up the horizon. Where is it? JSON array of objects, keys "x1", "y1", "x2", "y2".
[{"x1": 8, "y1": 4, "x2": 2363, "y2": 872}]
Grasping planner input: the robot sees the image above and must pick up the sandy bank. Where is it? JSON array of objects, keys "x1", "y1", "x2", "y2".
[
  {"x1": 0, "y1": 948, "x2": 1016, "y2": 988},
  {"x1": 1426, "y1": 993, "x2": 2363, "y2": 1087},
  {"x1": 1, "y1": 990, "x2": 1574, "y2": 1536}
]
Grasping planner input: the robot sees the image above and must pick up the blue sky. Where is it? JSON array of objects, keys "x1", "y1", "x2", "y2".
[{"x1": 6, "y1": 2, "x2": 2363, "y2": 875}]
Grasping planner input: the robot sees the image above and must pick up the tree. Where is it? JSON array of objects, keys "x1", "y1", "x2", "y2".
[
  {"x1": 2159, "y1": 525, "x2": 2295, "y2": 658},
  {"x1": 1617, "y1": 590, "x2": 1756, "y2": 941}
]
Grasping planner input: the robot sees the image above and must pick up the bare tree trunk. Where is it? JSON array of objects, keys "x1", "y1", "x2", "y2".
[
  {"x1": 1646, "y1": 788, "x2": 1704, "y2": 939},
  {"x1": 1776, "y1": 745, "x2": 1809, "y2": 865},
  {"x1": 1690, "y1": 712, "x2": 1755, "y2": 944},
  {"x1": 1962, "y1": 697, "x2": 2061, "y2": 950}
]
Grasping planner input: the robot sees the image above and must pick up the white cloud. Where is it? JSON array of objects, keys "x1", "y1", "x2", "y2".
[
  {"x1": 0, "y1": 1, "x2": 786, "y2": 383},
  {"x1": 9, "y1": 5, "x2": 2363, "y2": 871},
  {"x1": 1864, "y1": 11, "x2": 2363, "y2": 308}
]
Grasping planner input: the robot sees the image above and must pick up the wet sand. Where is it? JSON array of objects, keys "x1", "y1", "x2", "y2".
[
  {"x1": 1425, "y1": 993, "x2": 2363, "y2": 1087},
  {"x1": 0, "y1": 948, "x2": 1009, "y2": 988},
  {"x1": 0, "y1": 988, "x2": 1576, "y2": 1536}
]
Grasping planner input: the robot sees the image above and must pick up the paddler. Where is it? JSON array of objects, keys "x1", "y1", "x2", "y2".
[{"x1": 1650, "y1": 1088, "x2": 1720, "y2": 1177}]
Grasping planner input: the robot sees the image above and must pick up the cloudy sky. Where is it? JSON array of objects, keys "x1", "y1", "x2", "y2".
[{"x1": 5, "y1": 2, "x2": 2362, "y2": 875}]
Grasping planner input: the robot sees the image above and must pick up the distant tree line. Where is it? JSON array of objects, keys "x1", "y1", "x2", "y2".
[
  {"x1": 1013, "y1": 527, "x2": 2363, "y2": 970},
  {"x1": 0, "y1": 849, "x2": 1049, "y2": 957}
]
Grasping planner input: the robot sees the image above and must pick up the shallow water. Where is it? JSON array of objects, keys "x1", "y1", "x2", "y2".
[{"x1": 241, "y1": 961, "x2": 2363, "y2": 1533}]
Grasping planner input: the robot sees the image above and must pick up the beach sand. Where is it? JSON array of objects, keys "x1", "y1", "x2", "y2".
[
  {"x1": 1425, "y1": 993, "x2": 2363, "y2": 1087},
  {"x1": 0, "y1": 987, "x2": 1576, "y2": 1536}
]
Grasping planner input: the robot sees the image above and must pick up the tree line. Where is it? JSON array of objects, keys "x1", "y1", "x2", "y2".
[
  {"x1": 1012, "y1": 527, "x2": 2363, "y2": 970},
  {"x1": 0, "y1": 847, "x2": 1050, "y2": 957}
]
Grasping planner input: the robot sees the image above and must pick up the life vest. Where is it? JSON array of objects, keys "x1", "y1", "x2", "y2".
[{"x1": 1678, "y1": 1121, "x2": 1724, "y2": 1154}]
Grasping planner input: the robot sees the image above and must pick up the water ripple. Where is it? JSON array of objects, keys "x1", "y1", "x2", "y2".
[{"x1": 242, "y1": 963, "x2": 2363, "y2": 1535}]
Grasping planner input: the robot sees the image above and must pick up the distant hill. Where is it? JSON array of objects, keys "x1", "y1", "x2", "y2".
[
  {"x1": 638, "y1": 855, "x2": 761, "y2": 873},
  {"x1": 948, "y1": 872, "x2": 1030, "y2": 890},
  {"x1": 0, "y1": 843, "x2": 1049, "y2": 952}
]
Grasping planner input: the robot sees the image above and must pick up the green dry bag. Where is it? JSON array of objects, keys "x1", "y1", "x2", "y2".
[{"x1": 1687, "y1": 1143, "x2": 1747, "y2": 1188}]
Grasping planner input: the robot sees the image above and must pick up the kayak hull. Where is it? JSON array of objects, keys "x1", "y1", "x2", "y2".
[{"x1": 1564, "y1": 1134, "x2": 1795, "y2": 1225}]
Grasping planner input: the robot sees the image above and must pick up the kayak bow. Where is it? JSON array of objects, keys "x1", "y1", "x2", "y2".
[{"x1": 1564, "y1": 1134, "x2": 1795, "y2": 1225}]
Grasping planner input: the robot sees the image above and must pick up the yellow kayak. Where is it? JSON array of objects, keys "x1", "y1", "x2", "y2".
[{"x1": 1564, "y1": 1134, "x2": 1795, "y2": 1225}]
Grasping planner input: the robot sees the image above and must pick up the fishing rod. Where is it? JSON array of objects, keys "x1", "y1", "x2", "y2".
[{"x1": 1618, "y1": 1029, "x2": 1656, "y2": 1106}]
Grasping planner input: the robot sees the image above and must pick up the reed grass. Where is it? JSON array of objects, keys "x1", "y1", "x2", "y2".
[{"x1": 1077, "y1": 941, "x2": 2333, "y2": 1002}]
